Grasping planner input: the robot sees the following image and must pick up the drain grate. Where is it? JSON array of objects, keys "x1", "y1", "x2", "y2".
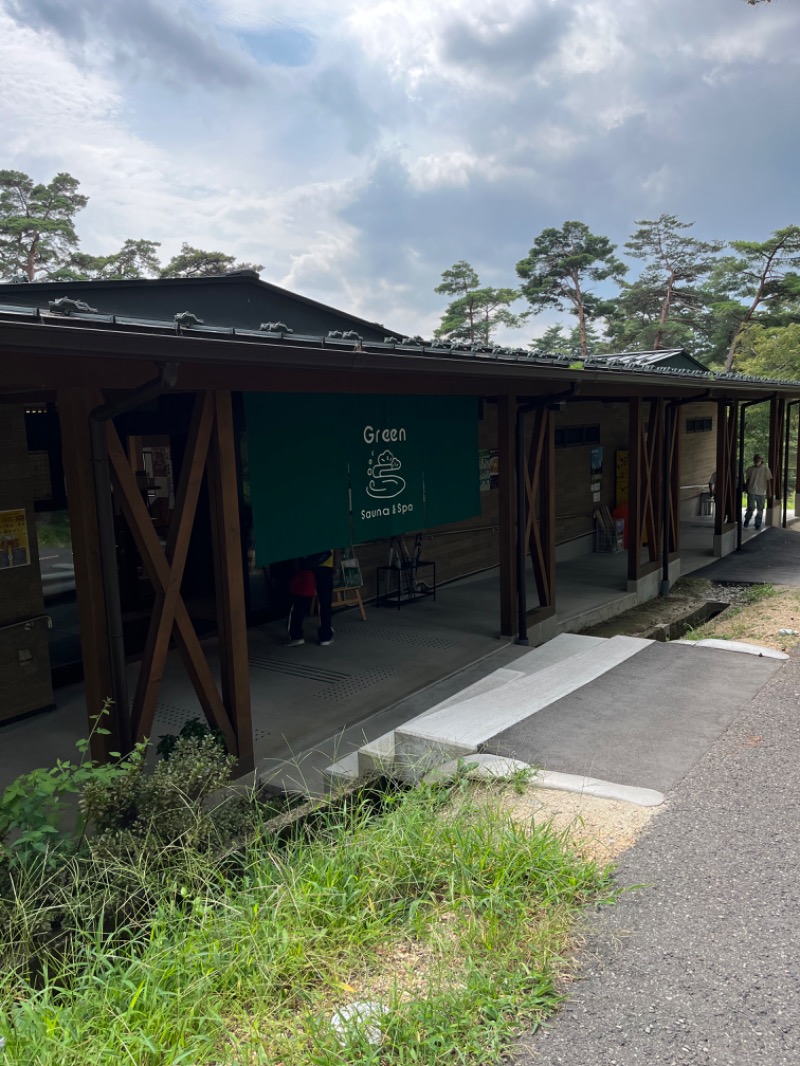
[
  {"x1": 249, "y1": 654, "x2": 351, "y2": 684},
  {"x1": 313, "y1": 666, "x2": 399, "y2": 701},
  {"x1": 334, "y1": 624, "x2": 461, "y2": 649}
]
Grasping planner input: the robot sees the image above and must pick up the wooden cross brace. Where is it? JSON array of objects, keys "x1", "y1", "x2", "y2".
[
  {"x1": 523, "y1": 407, "x2": 553, "y2": 607},
  {"x1": 106, "y1": 392, "x2": 241, "y2": 751}
]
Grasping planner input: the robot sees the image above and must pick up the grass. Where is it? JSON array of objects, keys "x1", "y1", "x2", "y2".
[
  {"x1": 682, "y1": 582, "x2": 777, "y2": 641},
  {"x1": 0, "y1": 777, "x2": 614, "y2": 1065}
]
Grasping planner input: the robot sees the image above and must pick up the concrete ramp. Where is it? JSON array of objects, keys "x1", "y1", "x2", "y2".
[
  {"x1": 482, "y1": 641, "x2": 783, "y2": 793},
  {"x1": 389, "y1": 635, "x2": 651, "y2": 781}
]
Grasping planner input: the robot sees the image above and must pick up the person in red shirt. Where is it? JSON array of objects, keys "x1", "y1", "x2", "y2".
[{"x1": 285, "y1": 550, "x2": 335, "y2": 646}]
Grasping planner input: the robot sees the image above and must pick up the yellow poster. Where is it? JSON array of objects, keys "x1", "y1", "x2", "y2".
[{"x1": 0, "y1": 508, "x2": 30, "y2": 568}]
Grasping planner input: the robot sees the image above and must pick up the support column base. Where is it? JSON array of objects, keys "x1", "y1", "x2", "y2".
[
  {"x1": 627, "y1": 558, "x2": 681, "y2": 604},
  {"x1": 713, "y1": 528, "x2": 737, "y2": 557},
  {"x1": 524, "y1": 613, "x2": 558, "y2": 648}
]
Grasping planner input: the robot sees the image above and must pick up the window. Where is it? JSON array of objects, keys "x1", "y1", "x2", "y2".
[
  {"x1": 555, "y1": 424, "x2": 601, "y2": 448},
  {"x1": 686, "y1": 417, "x2": 712, "y2": 433}
]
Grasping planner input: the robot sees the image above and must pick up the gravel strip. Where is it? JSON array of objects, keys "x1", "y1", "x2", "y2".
[{"x1": 514, "y1": 655, "x2": 800, "y2": 1066}]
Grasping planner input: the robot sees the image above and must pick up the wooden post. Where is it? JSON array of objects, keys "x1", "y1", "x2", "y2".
[
  {"x1": 208, "y1": 391, "x2": 254, "y2": 772},
  {"x1": 57, "y1": 388, "x2": 117, "y2": 761},
  {"x1": 106, "y1": 425, "x2": 237, "y2": 752},
  {"x1": 524, "y1": 406, "x2": 555, "y2": 618},
  {"x1": 714, "y1": 400, "x2": 738, "y2": 532},
  {"x1": 668, "y1": 404, "x2": 681, "y2": 557},
  {"x1": 627, "y1": 397, "x2": 643, "y2": 583},
  {"x1": 129, "y1": 393, "x2": 215, "y2": 740},
  {"x1": 768, "y1": 397, "x2": 785, "y2": 519},
  {"x1": 497, "y1": 395, "x2": 517, "y2": 637}
]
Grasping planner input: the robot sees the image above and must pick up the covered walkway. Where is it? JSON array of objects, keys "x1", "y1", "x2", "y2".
[{"x1": 0, "y1": 517, "x2": 766, "y2": 796}]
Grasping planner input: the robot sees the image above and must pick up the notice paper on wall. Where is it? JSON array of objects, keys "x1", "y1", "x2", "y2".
[{"x1": 0, "y1": 508, "x2": 30, "y2": 568}]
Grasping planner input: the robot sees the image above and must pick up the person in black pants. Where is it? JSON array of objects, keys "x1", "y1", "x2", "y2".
[{"x1": 285, "y1": 550, "x2": 335, "y2": 646}]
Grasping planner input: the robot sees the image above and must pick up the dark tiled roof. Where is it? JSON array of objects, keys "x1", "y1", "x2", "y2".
[{"x1": 0, "y1": 301, "x2": 799, "y2": 390}]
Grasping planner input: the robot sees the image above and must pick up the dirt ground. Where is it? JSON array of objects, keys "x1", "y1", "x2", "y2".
[
  {"x1": 582, "y1": 576, "x2": 800, "y2": 653},
  {"x1": 499, "y1": 784, "x2": 658, "y2": 865}
]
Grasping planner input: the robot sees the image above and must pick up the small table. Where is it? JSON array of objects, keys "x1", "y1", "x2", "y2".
[{"x1": 376, "y1": 560, "x2": 436, "y2": 609}]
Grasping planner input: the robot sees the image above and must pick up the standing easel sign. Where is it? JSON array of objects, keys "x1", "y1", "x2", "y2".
[{"x1": 0, "y1": 508, "x2": 30, "y2": 568}]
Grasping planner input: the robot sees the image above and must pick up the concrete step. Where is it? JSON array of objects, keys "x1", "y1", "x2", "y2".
[
  {"x1": 393, "y1": 635, "x2": 651, "y2": 780},
  {"x1": 504, "y1": 632, "x2": 606, "y2": 675},
  {"x1": 322, "y1": 751, "x2": 362, "y2": 790},
  {"x1": 356, "y1": 666, "x2": 525, "y2": 776}
]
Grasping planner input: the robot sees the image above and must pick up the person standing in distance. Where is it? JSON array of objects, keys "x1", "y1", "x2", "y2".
[
  {"x1": 285, "y1": 549, "x2": 336, "y2": 646},
  {"x1": 743, "y1": 453, "x2": 773, "y2": 530}
]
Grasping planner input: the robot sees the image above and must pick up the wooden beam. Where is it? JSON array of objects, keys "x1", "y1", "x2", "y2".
[
  {"x1": 57, "y1": 388, "x2": 117, "y2": 760},
  {"x1": 627, "y1": 398, "x2": 643, "y2": 582},
  {"x1": 497, "y1": 395, "x2": 517, "y2": 636},
  {"x1": 715, "y1": 400, "x2": 737, "y2": 532},
  {"x1": 768, "y1": 397, "x2": 785, "y2": 504},
  {"x1": 208, "y1": 391, "x2": 254, "y2": 772},
  {"x1": 129, "y1": 392, "x2": 215, "y2": 740},
  {"x1": 668, "y1": 404, "x2": 681, "y2": 555},
  {"x1": 105, "y1": 424, "x2": 237, "y2": 751},
  {"x1": 523, "y1": 407, "x2": 555, "y2": 612}
]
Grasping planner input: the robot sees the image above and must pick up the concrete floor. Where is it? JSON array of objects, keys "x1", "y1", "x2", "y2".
[{"x1": 0, "y1": 516, "x2": 764, "y2": 795}]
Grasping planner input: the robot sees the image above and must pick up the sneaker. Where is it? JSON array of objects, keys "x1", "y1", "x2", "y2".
[
  {"x1": 319, "y1": 630, "x2": 335, "y2": 646},
  {"x1": 285, "y1": 638, "x2": 305, "y2": 647}
]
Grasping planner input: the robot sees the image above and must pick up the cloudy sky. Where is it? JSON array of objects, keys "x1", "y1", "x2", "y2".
[{"x1": 2, "y1": 0, "x2": 798, "y2": 339}]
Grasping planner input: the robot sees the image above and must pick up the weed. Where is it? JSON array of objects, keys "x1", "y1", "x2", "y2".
[{"x1": 0, "y1": 773, "x2": 614, "y2": 1065}]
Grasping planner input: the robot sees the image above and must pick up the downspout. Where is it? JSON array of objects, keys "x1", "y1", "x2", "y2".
[
  {"x1": 515, "y1": 384, "x2": 579, "y2": 645},
  {"x1": 89, "y1": 363, "x2": 179, "y2": 754}
]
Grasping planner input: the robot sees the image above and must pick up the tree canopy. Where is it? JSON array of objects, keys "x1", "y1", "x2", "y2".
[
  {"x1": 516, "y1": 221, "x2": 627, "y2": 359},
  {"x1": 159, "y1": 243, "x2": 262, "y2": 279},
  {"x1": 0, "y1": 170, "x2": 87, "y2": 282},
  {"x1": 609, "y1": 214, "x2": 722, "y2": 354},
  {"x1": 0, "y1": 169, "x2": 263, "y2": 283},
  {"x1": 434, "y1": 260, "x2": 523, "y2": 346}
]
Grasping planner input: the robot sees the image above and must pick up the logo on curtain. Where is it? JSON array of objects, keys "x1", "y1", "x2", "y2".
[{"x1": 366, "y1": 449, "x2": 406, "y2": 500}]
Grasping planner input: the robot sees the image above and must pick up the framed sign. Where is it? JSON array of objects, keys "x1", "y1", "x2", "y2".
[{"x1": 0, "y1": 508, "x2": 30, "y2": 568}]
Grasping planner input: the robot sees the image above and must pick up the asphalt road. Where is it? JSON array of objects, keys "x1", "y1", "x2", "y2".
[
  {"x1": 515, "y1": 653, "x2": 800, "y2": 1066},
  {"x1": 483, "y1": 642, "x2": 781, "y2": 793},
  {"x1": 693, "y1": 525, "x2": 800, "y2": 587}
]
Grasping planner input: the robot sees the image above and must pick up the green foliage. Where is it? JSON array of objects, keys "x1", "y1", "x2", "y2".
[
  {"x1": 531, "y1": 322, "x2": 603, "y2": 360},
  {"x1": 0, "y1": 169, "x2": 263, "y2": 284},
  {"x1": 33, "y1": 512, "x2": 72, "y2": 549},
  {"x1": 0, "y1": 777, "x2": 614, "y2": 1065},
  {"x1": 434, "y1": 260, "x2": 524, "y2": 345},
  {"x1": 734, "y1": 322, "x2": 800, "y2": 379},
  {"x1": 65, "y1": 238, "x2": 162, "y2": 281},
  {"x1": 516, "y1": 221, "x2": 626, "y2": 358},
  {"x1": 159, "y1": 242, "x2": 263, "y2": 279},
  {"x1": 608, "y1": 214, "x2": 722, "y2": 354},
  {"x1": 715, "y1": 226, "x2": 800, "y2": 370},
  {"x1": 0, "y1": 170, "x2": 88, "y2": 282},
  {"x1": 0, "y1": 722, "x2": 262, "y2": 979},
  {"x1": 0, "y1": 705, "x2": 123, "y2": 868},
  {"x1": 156, "y1": 715, "x2": 226, "y2": 760}
]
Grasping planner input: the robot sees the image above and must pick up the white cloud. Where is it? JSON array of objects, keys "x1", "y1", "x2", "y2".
[{"x1": 1, "y1": 0, "x2": 800, "y2": 340}]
